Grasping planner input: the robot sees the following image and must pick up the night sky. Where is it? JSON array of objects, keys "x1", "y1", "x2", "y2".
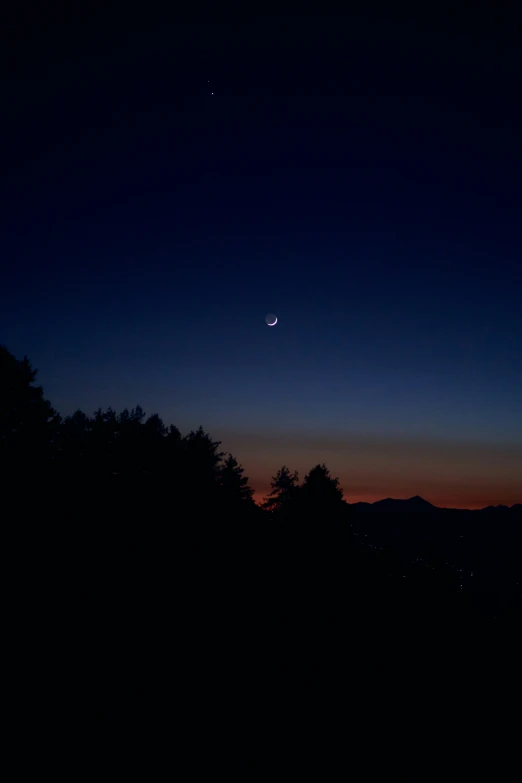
[{"x1": 1, "y1": 10, "x2": 521, "y2": 508}]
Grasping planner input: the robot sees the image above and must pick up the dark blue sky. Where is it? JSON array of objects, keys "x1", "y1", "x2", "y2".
[{"x1": 1, "y1": 10, "x2": 521, "y2": 506}]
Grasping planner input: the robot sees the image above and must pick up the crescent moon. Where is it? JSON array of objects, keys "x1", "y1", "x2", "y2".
[{"x1": 268, "y1": 317, "x2": 277, "y2": 326}]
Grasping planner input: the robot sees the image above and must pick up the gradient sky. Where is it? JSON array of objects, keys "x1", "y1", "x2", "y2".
[{"x1": 1, "y1": 10, "x2": 521, "y2": 508}]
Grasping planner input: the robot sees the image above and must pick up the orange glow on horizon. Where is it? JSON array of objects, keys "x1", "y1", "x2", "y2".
[
  {"x1": 226, "y1": 429, "x2": 522, "y2": 511},
  {"x1": 252, "y1": 489, "x2": 519, "y2": 510}
]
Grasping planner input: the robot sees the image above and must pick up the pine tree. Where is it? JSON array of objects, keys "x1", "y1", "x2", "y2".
[
  {"x1": 182, "y1": 427, "x2": 224, "y2": 503},
  {"x1": 262, "y1": 465, "x2": 299, "y2": 514},
  {"x1": 0, "y1": 345, "x2": 60, "y2": 479},
  {"x1": 301, "y1": 463, "x2": 343, "y2": 510},
  {"x1": 219, "y1": 453, "x2": 254, "y2": 507}
]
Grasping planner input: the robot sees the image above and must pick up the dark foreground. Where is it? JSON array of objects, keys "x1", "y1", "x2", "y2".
[{"x1": 4, "y1": 480, "x2": 520, "y2": 772}]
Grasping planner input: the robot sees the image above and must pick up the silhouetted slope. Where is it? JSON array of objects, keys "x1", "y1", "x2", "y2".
[
  {"x1": 347, "y1": 495, "x2": 521, "y2": 513},
  {"x1": 1, "y1": 342, "x2": 520, "y2": 690},
  {"x1": 347, "y1": 498, "x2": 521, "y2": 622},
  {"x1": 370, "y1": 495, "x2": 436, "y2": 512}
]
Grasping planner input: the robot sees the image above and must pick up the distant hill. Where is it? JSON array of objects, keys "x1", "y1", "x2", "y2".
[
  {"x1": 347, "y1": 496, "x2": 521, "y2": 513},
  {"x1": 348, "y1": 495, "x2": 436, "y2": 512},
  {"x1": 479, "y1": 503, "x2": 521, "y2": 514},
  {"x1": 481, "y1": 504, "x2": 510, "y2": 512}
]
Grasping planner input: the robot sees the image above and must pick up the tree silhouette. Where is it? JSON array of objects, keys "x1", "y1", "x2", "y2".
[
  {"x1": 262, "y1": 465, "x2": 299, "y2": 515},
  {"x1": 0, "y1": 345, "x2": 60, "y2": 479},
  {"x1": 116, "y1": 405, "x2": 146, "y2": 478},
  {"x1": 181, "y1": 426, "x2": 224, "y2": 506},
  {"x1": 301, "y1": 463, "x2": 343, "y2": 516},
  {"x1": 219, "y1": 453, "x2": 254, "y2": 508},
  {"x1": 167, "y1": 424, "x2": 181, "y2": 441},
  {"x1": 140, "y1": 413, "x2": 169, "y2": 478},
  {"x1": 143, "y1": 414, "x2": 168, "y2": 440},
  {"x1": 1, "y1": 342, "x2": 517, "y2": 627},
  {"x1": 156, "y1": 423, "x2": 182, "y2": 481},
  {"x1": 89, "y1": 407, "x2": 119, "y2": 477},
  {"x1": 57, "y1": 409, "x2": 90, "y2": 475}
]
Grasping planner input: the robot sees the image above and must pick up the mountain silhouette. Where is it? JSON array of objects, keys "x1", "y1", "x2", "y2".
[
  {"x1": 348, "y1": 495, "x2": 437, "y2": 512},
  {"x1": 374, "y1": 495, "x2": 436, "y2": 512},
  {"x1": 1, "y1": 341, "x2": 520, "y2": 640},
  {"x1": 347, "y1": 496, "x2": 520, "y2": 512}
]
